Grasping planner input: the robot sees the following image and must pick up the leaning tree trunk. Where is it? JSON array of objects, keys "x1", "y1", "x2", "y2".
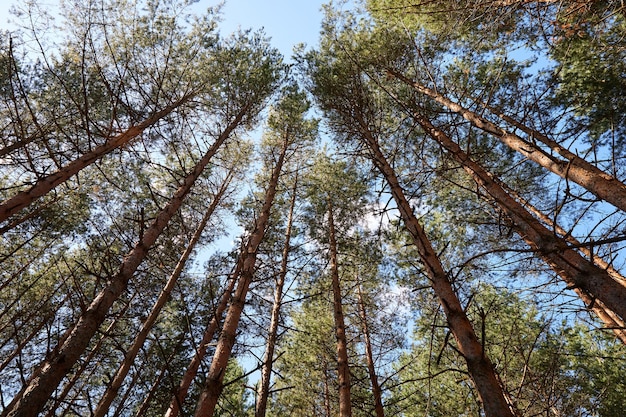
[
  {"x1": 0, "y1": 93, "x2": 195, "y2": 226},
  {"x1": 255, "y1": 173, "x2": 298, "y2": 417},
  {"x1": 1, "y1": 105, "x2": 248, "y2": 417},
  {"x1": 43, "y1": 297, "x2": 134, "y2": 417},
  {"x1": 355, "y1": 115, "x2": 518, "y2": 417},
  {"x1": 92, "y1": 175, "x2": 232, "y2": 417},
  {"x1": 386, "y1": 69, "x2": 626, "y2": 213},
  {"x1": 164, "y1": 254, "x2": 242, "y2": 417},
  {"x1": 192, "y1": 134, "x2": 290, "y2": 417},
  {"x1": 405, "y1": 108, "x2": 626, "y2": 327},
  {"x1": 327, "y1": 199, "x2": 353, "y2": 417},
  {"x1": 490, "y1": 171, "x2": 626, "y2": 343}
]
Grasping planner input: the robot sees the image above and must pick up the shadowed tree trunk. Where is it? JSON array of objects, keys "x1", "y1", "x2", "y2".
[{"x1": 355, "y1": 276, "x2": 385, "y2": 417}]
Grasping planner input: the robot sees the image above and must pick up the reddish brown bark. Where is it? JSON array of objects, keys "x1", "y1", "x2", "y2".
[
  {"x1": 406, "y1": 109, "x2": 626, "y2": 325},
  {"x1": 356, "y1": 117, "x2": 518, "y2": 417},
  {"x1": 255, "y1": 173, "x2": 298, "y2": 417},
  {"x1": 43, "y1": 298, "x2": 134, "y2": 417},
  {"x1": 1, "y1": 106, "x2": 246, "y2": 417},
  {"x1": 92, "y1": 177, "x2": 231, "y2": 417},
  {"x1": 193, "y1": 134, "x2": 289, "y2": 417},
  {"x1": 164, "y1": 260, "x2": 241, "y2": 417},
  {"x1": 0, "y1": 93, "x2": 194, "y2": 225},
  {"x1": 327, "y1": 199, "x2": 353, "y2": 417},
  {"x1": 501, "y1": 186, "x2": 626, "y2": 343},
  {"x1": 387, "y1": 69, "x2": 626, "y2": 213}
]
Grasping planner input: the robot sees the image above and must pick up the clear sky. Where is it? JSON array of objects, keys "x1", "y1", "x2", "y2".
[{"x1": 0, "y1": 0, "x2": 328, "y2": 60}]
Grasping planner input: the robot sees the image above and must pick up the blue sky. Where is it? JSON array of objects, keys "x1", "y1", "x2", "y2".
[
  {"x1": 217, "y1": 0, "x2": 326, "y2": 58},
  {"x1": 0, "y1": 0, "x2": 329, "y2": 59}
]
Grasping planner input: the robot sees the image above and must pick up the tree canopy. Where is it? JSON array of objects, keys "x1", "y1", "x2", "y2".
[{"x1": 1, "y1": 1, "x2": 625, "y2": 416}]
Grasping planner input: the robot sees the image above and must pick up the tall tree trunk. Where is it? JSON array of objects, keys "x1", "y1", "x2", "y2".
[
  {"x1": 0, "y1": 93, "x2": 195, "y2": 226},
  {"x1": 355, "y1": 277, "x2": 385, "y2": 417},
  {"x1": 386, "y1": 69, "x2": 626, "y2": 213},
  {"x1": 255, "y1": 173, "x2": 298, "y2": 417},
  {"x1": 1, "y1": 105, "x2": 247, "y2": 417},
  {"x1": 403, "y1": 108, "x2": 626, "y2": 326},
  {"x1": 355, "y1": 116, "x2": 518, "y2": 417},
  {"x1": 498, "y1": 182, "x2": 626, "y2": 343},
  {"x1": 327, "y1": 199, "x2": 353, "y2": 417},
  {"x1": 164, "y1": 256, "x2": 242, "y2": 417},
  {"x1": 92, "y1": 175, "x2": 232, "y2": 417},
  {"x1": 192, "y1": 134, "x2": 289, "y2": 417},
  {"x1": 43, "y1": 296, "x2": 134, "y2": 417}
]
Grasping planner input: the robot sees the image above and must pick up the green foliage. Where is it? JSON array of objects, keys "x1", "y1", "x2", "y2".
[
  {"x1": 216, "y1": 359, "x2": 254, "y2": 417},
  {"x1": 391, "y1": 285, "x2": 626, "y2": 416},
  {"x1": 550, "y1": 4, "x2": 626, "y2": 142}
]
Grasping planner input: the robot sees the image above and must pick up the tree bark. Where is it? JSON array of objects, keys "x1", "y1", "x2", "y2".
[
  {"x1": 192, "y1": 133, "x2": 289, "y2": 417},
  {"x1": 255, "y1": 173, "x2": 298, "y2": 417},
  {"x1": 1, "y1": 105, "x2": 247, "y2": 417},
  {"x1": 43, "y1": 297, "x2": 134, "y2": 417},
  {"x1": 386, "y1": 69, "x2": 626, "y2": 213},
  {"x1": 405, "y1": 108, "x2": 626, "y2": 326},
  {"x1": 0, "y1": 93, "x2": 195, "y2": 225},
  {"x1": 355, "y1": 116, "x2": 518, "y2": 417},
  {"x1": 92, "y1": 176, "x2": 232, "y2": 417},
  {"x1": 498, "y1": 184, "x2": 626, "y2": 343},
  {"x1": 327, "y1": 199, "x2": 353, "y2": 417},
  {"x1": 164, "y1": 257, "x2": 241, "y2": 417}
]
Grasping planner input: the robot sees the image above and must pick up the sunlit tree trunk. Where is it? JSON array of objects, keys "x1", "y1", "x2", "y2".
[
  {"x1": 165, "y1": 258, "x2": 241, "y2": 417},
  {"x1": 387, "y1": 69, "x2": 626, "y2": 213},
  {"x1": 43, "y1": 297, "x2": 134, "y2": 417},
  {"x1": 255, "y1": 173, "x2": 298, "y2": 417},
  {"x1": 0, "y1": 93, "x2": 195, "y2": 226},
  {"x1": 1, "y1": 105, "x2": 247, "y2": 417},
  {"x1": 405, "y1": 108, "x2": 626, "y2": 326},
  {"x1": 499, "y1": 183, "x2": 626, "y2": 343},
  {"x1": 356, "y1": 116, "x2": 518, "y2": 417},
  {"x1": 193, "y1": 134, "x2": 289, "y2": 417},
  {"x1": 327, "y1": 199, "x2": 353, "y2": 417},
  {"x1": 92, "y1": 175, "x2": 232, "y2": 417}
]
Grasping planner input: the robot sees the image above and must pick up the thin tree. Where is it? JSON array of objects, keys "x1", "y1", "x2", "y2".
[
  {"x1": 164, "y1": 252, "x2": 242, "y2": 417},
  {"x1": 193, "y1": 122, "x2": 292, "y2": 417},
  {"x1": 327, "y1": 196, "x2": 353, "y2": 417},
  {"x1": 255, "y1": 172, "x2": 299, "y2": 417},
  {"x1": 0, "y1": 93, "x2": 195, "y2": 226},
  {"x1": 355, "y1": 273, "x2": 385, "y2": 417},
  {"x1": 92, "y1": 173, "x2": 234, "y2": 417}
]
